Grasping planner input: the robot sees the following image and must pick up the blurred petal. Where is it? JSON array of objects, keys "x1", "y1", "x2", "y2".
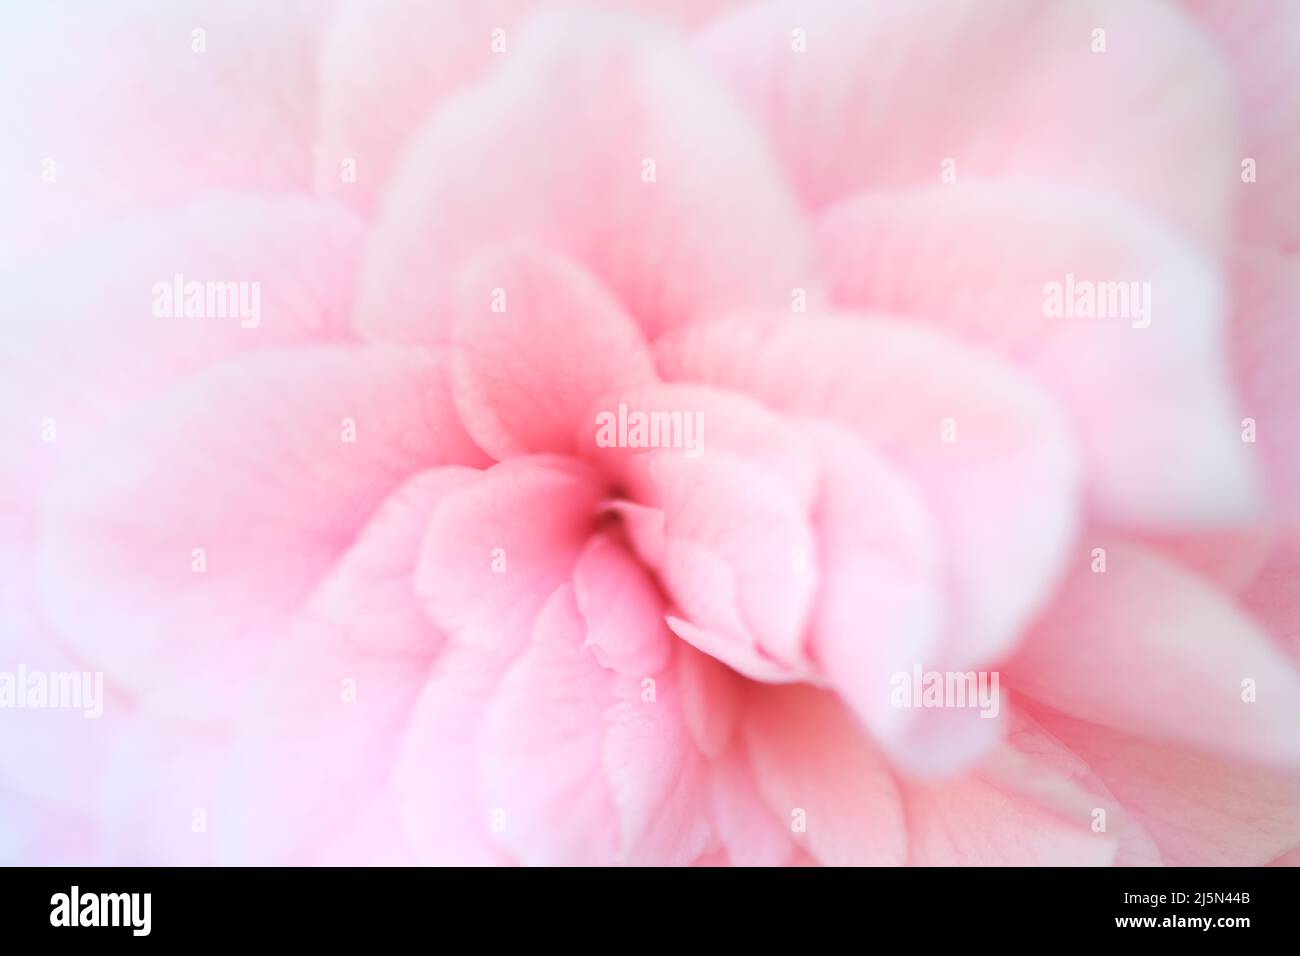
[
  {"x1": 657, "y1": 313, "x2": 1080, "y2": 671},
  {"x1": 297, "y1": 467, "x2": 482, "y2": 661},
  {"x1": 706, "y1": 741, "x2": 796, "y2": 866},
  {"x1": 36, "y1": 346, "x2": 486, "y2": 720},
  {"x1": 573, "y1": 533, "x2": 673, "y2": 679},
  {"x1": 1229, "y1": 249, "x2": 1300, "y2": 560},
  {"x1": 700, "y1": 0, "x2": 1233, "y2": 244},
  {"x1": 1039, "y1": 712, "x2": 1300, "y2": 866},
  {"x1": 801, "y1": 422, "x2": 989, "y2": 777},
  {"x1": 624, "y1": 450, "x2": 817, "y2": 676},
  {"x1": 817, "y1": 184, "x2": 1257, "y2": 531},
  {"x1": 742, "y1": 685, "x2": 906, "y2": 866},
  {"x1": 353, "y1": 8, "x2": 810, "y2": 344},
  {"x1": 415, "y1": 456, "x2": 605, "y2": 655},
  {"x1": 1183, "y1": 0, "x2": 1300, "y2": 251},
  {"x1": 316, "y1": 0, "x2": 745, "y2": 213},
  {"x1": 0, "y1": 197, "x2": 366, "y2": 516},
  {"x1": 451, "y1": 244, "x2": 656, "y2": 461},
  {"x1": 477, "y1": 586, "x2": 622, "y2": 865},
  {"x1": 0, "y1": 0, "x2": 327, "y2": 263},
  {"x1": 390, "y1": 644, "x2": 515, "y2": 865},
  {"x1": 1012, "y1": 539, "x2": 1300, "y2": 769}
]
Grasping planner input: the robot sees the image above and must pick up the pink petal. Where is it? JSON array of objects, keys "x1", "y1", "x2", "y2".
[
  {"x1": 583, "y1": 382, "x2": 819, "y2": 506},
  {"x1": 1039, "y1": 711, "x2": 1300, "y2": 866},
  {"x1": 1229, "y1": 249, "x2": 1300, "y2": 560},
  {"x1": 605, "y1": 500, "x2": 667, "y2": 570},
  {"x1": 415, "y1": 456, "x2": 605, "y2": 655},
  {"x1": 0, "y1": 197, "x2": 366, "y2": 513},
  {"x1": 35, "y1": 346, "x2": 486, "y2": 720},
  {"x1": 706, "y1": 741, "x2": 796, "y2": 866},
  {"x1": 1183, "y1": 0, "x2": 1300, "y2": 251},
  {"x1": 982, "y1": 712, "x2": 1159, "y2": 866},
  {"x1": 315, "y1": 0, "x2": 745, "y2": 214},
  {"x1": 210, "y1": 467, "x2": 488, "y2": 863},
  {"x1": 699, "y1": 0, "x2": 1233, "y2": 244},
  {"x1": 1132, "y1": 526, "x2": 1272, "y2": 594},
  {"x1": 902, "y1": 774, "x2": 1115, "y2": 867},
  {"x1": 741, "y1": 684, "x2": 907, "y2": 866},
  {"x1": 817, "y1": 184, "x2": 1258, "y2": 530},
  {"x1": 799, "y1": 422, "x2": 991, "y2": 776},
  {"x1": 601, "y1": 645, "x2": 715, "y2": 865},
  {"x1": 0, "y1": 1, "x2": 327, "y2": 263},
  {"x1": 675, "y1": 642, "x2": 742, "y2": 761},
  {"x1": 1241, "y1": 561, "x2": 1300, "y2": 666},
  {"x1": 1268, "y1": 846, "x2": 1300, "y2": 867},
  {"x1": 451, "y1": 244, "x2": 656, "y2": 461},
  {"x1": 623, "y1": 450, "x2": 817, "y2": 676},
  {"x1": 1011, "y1": 539, "x2": 1300, "y2": 769},
  {"x1": 666, "y1": 616, "x2": 805, "y2": 685},
  {"x1": 421, "y1": 580, "x2": 717, "y2": 863},
  {"x1": 0, "y1": 540, "x2": 120, "y2": 818},
  {"x1": 573, "y1": 533, "x2": 673, "y2": 679},
  {"x1": 390, "y1": 644, "x2": 515, "y2": 865},
  {"x1": 297, "y1": 467, "x2": 483, "y2": 661},
  {"x1": 477, "y1": 586, "x2": 621, "y2": 865},
  {"x1": 657, "y1": 312, "x2": 1080, "y2": 671},
  {"x1": 352, "y1": 8, "x2": 810, "y2": 344}
]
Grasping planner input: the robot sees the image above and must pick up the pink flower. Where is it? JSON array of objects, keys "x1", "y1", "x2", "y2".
[{"x1": 2, "y1": 0, "x2": 1298, "y2": 866}]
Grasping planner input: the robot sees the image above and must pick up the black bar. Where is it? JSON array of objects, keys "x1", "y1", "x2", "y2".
[{"x1": 0, "y1": 866, "x2": 1290, "y2": 942}]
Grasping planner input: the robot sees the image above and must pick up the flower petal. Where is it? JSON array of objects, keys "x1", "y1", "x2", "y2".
[
  {"x1": 0, "y1": 197, "x2": 366, "y2": 514},
  {"x1": 353, "y1": 8, "x2": 810, "y2": 344},
  {"x1": 1011, "y1": 539, "x2": 1300, "y2": 769},
  {"x1": 624, "y1": 450, "x2": 817, "y2": 676},
  {"x1": 657, "y1": 313, "x2": 1080, "y2": 671},
  {"x1": 742, "y1": 684, "x2": 907, "y2": 866},
  {"x1": 700, "y1": 0, "x2": 1233, "y2": 244},
  {"x1": 1039, "y1": 711, "x2": 1300, "y2": 866},
  {"x1": 415, "y1": 456, "x2": 605, "y2": 656},
  {"x1": 0, "y1": 0, "x2": 327, "y2": 263},
  {"x1": 451, "y1": 244, "x2": 656, "y2": 461},
  {"x1": 817, "y1": 184, "x2": 1258, "y2": 530},
  {"x1": 315, "y1": 0, "x2": 745, "y2": 213},
  {"x1": 35, "y1": 346, "x2": 486, "y2": 720},
  {"x1": 1183, "y1": 0, "x2": 1300, "y2": 251}
]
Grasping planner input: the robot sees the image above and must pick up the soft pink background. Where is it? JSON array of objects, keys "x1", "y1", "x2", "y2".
[{"x1": 1, "y1": 0, "x2": 1298, "y2": 866}]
